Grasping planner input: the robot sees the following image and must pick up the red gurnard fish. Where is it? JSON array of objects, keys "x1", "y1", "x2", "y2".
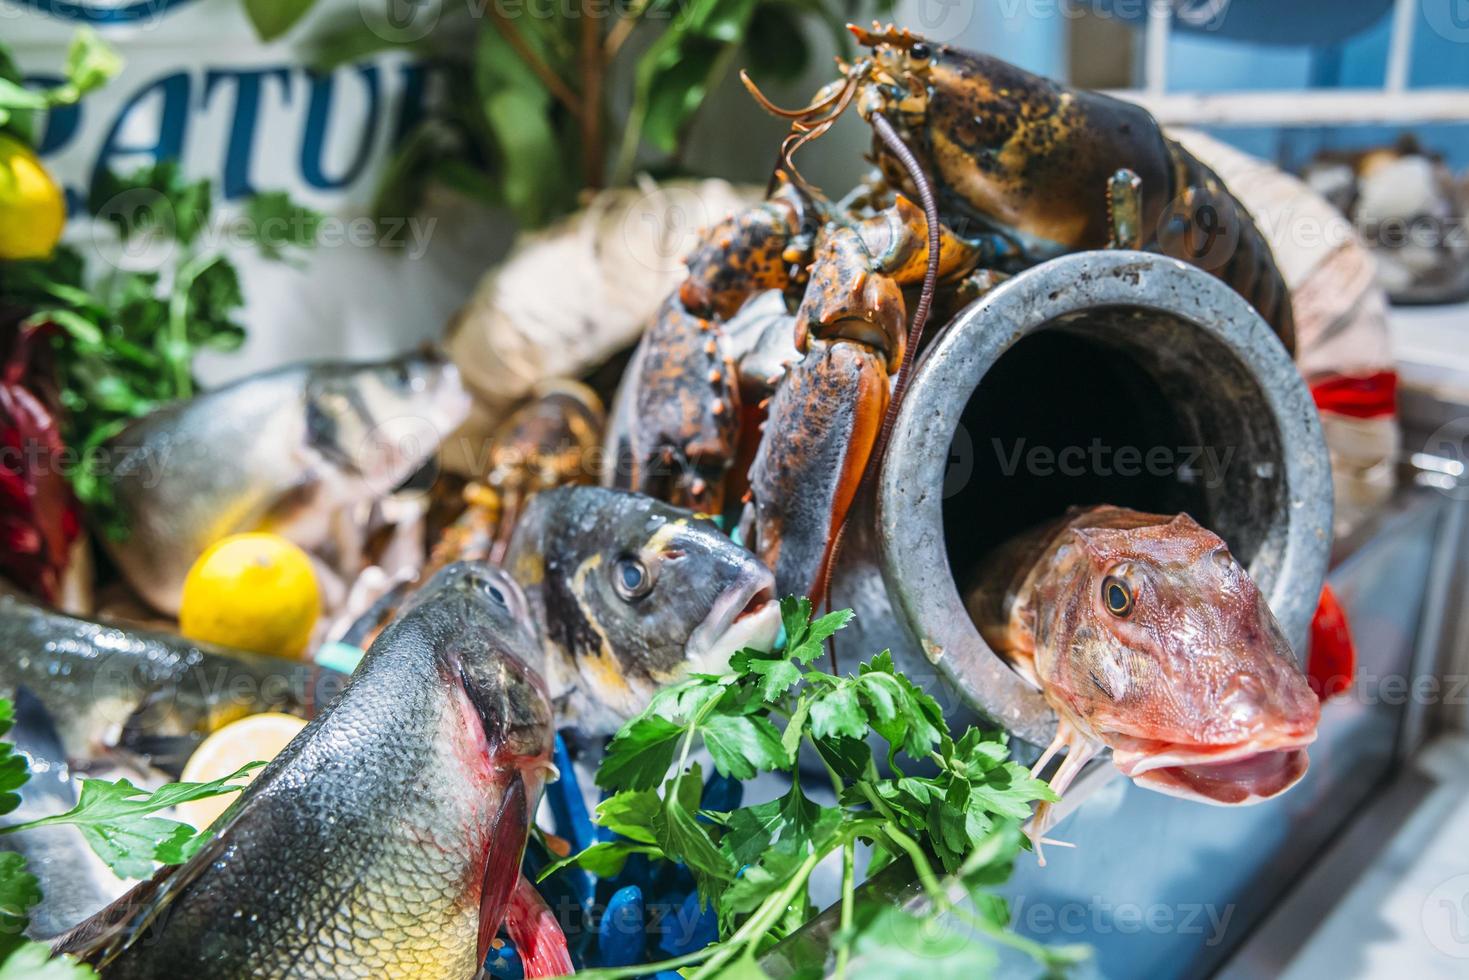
[{"x1": 968, "y1": 506, "x2": 1321, "y2": 854}]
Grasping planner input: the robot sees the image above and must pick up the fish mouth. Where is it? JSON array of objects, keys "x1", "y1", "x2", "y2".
[
  {"x1": 685, "y1": 568, "x2": 780, "y2": 675},
  {"x1": 1110, "y1": 733, "x2": 1316, "y2": 806}
]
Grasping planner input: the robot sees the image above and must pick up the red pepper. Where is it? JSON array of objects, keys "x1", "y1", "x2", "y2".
[
  {"x1": 1307, "y1": 584, "x2": 1356, "y2": 702},
  {"x1": 0, "y1": 319, "x2": 79, "y2": 602}
]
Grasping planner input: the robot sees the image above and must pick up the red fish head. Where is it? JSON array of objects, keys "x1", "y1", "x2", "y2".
[{"x1": 1037, "y1": 511, "x2": 1321, "y2": 805}]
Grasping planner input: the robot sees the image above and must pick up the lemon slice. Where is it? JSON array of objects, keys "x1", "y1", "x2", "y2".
[{"x1": 176, "y1": 713, "x2": 306, "y2": 830}]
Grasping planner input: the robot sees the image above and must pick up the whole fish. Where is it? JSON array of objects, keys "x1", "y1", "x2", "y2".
[
  {"x1": 967, "y1": 506, "x2": 1320, "y2": 842},
  {"x1": 56, "y1": 563, "x2": 563, "y2": 979},
  {"x1": 0, "y1": 593, "x2": 342, "y2": 774},
  {"x1": 0, "y1": 689, "x2": 128, "y2": 939},
  {"x1": 505, "y1": 486, "x2": 781, "y2": 733},
  {"x1": 98, "y1": 352, "x2": 470, "y2": 614}
]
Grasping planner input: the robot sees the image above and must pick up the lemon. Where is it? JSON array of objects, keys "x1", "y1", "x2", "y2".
[
  {"x1": 180, "y1": 533, "x2": 321, "y2": 659},
  {"x1": 176, "y1": 712, "x2": 306, "y2": 830},
  {"x1": 0, "y1": 133, "x2": 65, "y2": 261}
]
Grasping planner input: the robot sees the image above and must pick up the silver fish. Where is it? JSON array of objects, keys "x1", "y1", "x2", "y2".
[
  {"x1": 98, "y1": 353, "x2": 470, "y2": 614},
  {"x1": 0, "y1": 689, "x2": 127, "y2": 940},
  {"x1": 0, "y1": 594, "x2": 343, "y2": 774},
  {"x1": 56, "y1": 563, "x2": 560, "y2": 978},
  {"x1": 504, "y1": 486, "x2": 781, "y2": 733}
]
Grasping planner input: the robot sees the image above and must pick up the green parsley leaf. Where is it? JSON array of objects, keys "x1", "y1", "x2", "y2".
[
  {"x1": 842, "y1": 902, "x2": 999, "y2": 978},
  {"x1": 720, "y1": 780, "x2": 835, "y2": 867},
  {"x1": 7, "y1": 762, "x2": 262, "y2": 878},
  {"x1": 702, "y1": 714, "x2": 788, "y2": 780},
  {"x1": 596, "y1": 715, "x2": 684, "y2": 792},
  {"x1": 0, "y1": 703, "x2": 26, "y2": 819},
  {"x1": 239, "y1": 192, "x2": 323, "y2": 262},
  {"x1": 0, "y1": 941, "x2": 96, "y2": 979},
  {"x1": 536, "y1": 840, "x2": 662, "y2": 882},
  {"x1": 593, "y1": 790, "x2": 661, "y2": 844},
  {"x1": 652, "y1": 765, "x2": 734, "y2": 903},
  {"x1": 0, "y1": 852, "x2": 40, "y2": 952},
  {"x1": 808, "y1": 684, "x2": 865, "y2": 741}
]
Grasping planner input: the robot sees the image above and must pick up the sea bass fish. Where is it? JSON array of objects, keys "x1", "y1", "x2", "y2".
[
  {"x1": 504, "y1": 486, "x2": 781, "y2": 733},
  {"x1": 56, "y1": 563, "x2": 563, "y2": 979},
  {"x1": 967, "y1": 506, "x2": 1320, "y2": 841},
  {"x1": 0, "y1": 690, "x2": 128, "y2": 939},
  {"x1": 0, "y1": 594, "x2": 342, "y2": 774},
  {"x1": 99, "y1": 353, "x2": 470, "y2": 614}
]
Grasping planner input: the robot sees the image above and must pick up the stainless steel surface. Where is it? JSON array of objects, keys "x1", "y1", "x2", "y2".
[{"x1": 832, "y1": 250, "x2": 1334, "y2": 748}]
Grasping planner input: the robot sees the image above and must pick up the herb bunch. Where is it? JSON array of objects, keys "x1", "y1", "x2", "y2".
[
  {"x1": 0, "y1": 698, "x2": 261, "y2": 978},
  {"x1": 0, "y1": 162, "x2": 320, "y2": 537},
  {"x1": 544, "y1": 598, "x2": 1085, "y2": 978}
]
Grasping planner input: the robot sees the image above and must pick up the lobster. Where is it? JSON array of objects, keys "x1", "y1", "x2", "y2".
[
  {"x1": 605, "y1": 23, "x2": 1297, "y2": 606},
  {"x1": 834, "y1": 23, "x2": 1295, "y2": 351}
]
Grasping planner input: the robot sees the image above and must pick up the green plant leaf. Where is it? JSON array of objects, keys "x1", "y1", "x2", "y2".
[
  {"x1": 809, "y1": 684, "x2": 865, "y2": 741},
  {"x1": 240, "y1": 191, "x2": 322, "y2": 261},
  {"x1": 472, "y1": 25, "x2": 572, "y2": 228},
  {"x1": 243, "y1": 0, "x2": 319, "y2": 41},
  {"x1": 8, "y1": 762, "x2": 262, "y2": 878},
  {"x1": 596, "y1": 715, "x2": 684, "y2": 792},
  {"x1": 652, "y1": 765, "x2": 734, "y2": 901},
  {"x1": 0, "y1": 942, "x2": 95, "y2": 979},
  {"x1": 537, "y1": 840, "x2": 663, "y2": 881},
  {"x1": 0, "y1": 852, "x2": 40, "y2": 952},
  {"x1": 593, "y1": 790, "x2": 662, "y2": 844},
  {"x1": 61, "y1": 28, "x2": 123, "y2": 96},
  {"x1": 633, "y1": 0, "x2": 761, "y2": 154},
  {"x1": 702, "y1": 713, "x2": 789, "y2": 779},
  {"x1": 720, "y1": 779, "x2": 834, "y2": 866}
]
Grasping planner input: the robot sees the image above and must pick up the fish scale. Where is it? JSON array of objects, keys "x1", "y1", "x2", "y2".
[{"x1": 57, "y1": 564, "x2": 556, "y2": 980}]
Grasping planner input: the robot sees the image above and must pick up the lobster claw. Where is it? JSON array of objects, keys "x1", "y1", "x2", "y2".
[
  {"x1": 742, "y1": 225, "x2": 905, "y2": 600},
  {"x1": 740, "y1": 340, "x2": 890, "y2": 601},
  {"x1": 794, "y1": 225, "x2": 907, "y2": 372},
  {"x1": 606, "y1": 295, "x2": 742, "y2": 514}
]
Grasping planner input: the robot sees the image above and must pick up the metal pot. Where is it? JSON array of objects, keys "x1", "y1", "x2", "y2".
[{"x1": 831, "y1": 250, "x2": 1333, "y2": 748}]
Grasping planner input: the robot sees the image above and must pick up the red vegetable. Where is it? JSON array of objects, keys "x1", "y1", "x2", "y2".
[{"x1": 0, "y1": 317, "x2": 79, "y2": 601}]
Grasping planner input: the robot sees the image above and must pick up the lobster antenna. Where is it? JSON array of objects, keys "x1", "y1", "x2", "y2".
[
  {"x1": 815, "y1": 113, "x2": 942, "y2": 673},
  {"x1": 739, "y1": 69, "x2": 851, "y2": 120},
  {"x1": 870, "y1": 112, "x2": 941, "y2": 428},
  {"x1": 742, "y1": 65, "x2": 865, "y2": 197}
]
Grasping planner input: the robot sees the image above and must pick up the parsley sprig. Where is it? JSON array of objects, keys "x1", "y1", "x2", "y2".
[
  {"x1": 0, "y1": 698, "x2": 262, "y2": 977},
  {"x1": 544, "y1": 598, "x2": 1087, "y2": 978}
]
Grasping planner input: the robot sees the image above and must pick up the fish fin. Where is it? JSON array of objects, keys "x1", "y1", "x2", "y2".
[
  {"x1": 1025, "y1": 719, "x2": 1099, "y2": 866},
  {"x1": 51, "y1": 859, "x2": 190, "y2": 967},
  {"x1": 505, "y1": 874, "x2": 573, "y2": 979},
  {"x1": 477, "y1": 777, "x2": 531, "y2": 967}
]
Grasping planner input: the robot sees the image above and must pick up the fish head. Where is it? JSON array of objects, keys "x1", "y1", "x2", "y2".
[
  {"x1": 409, "y1": 562, "x2": 555, "y2": 777},
  {"x1": 507, "y1": 487, "x2": 780, "y2": 732},
  {"x1": 305, "y1": 352, "x2": 471, "y2": 495},
  {"x1": 1039, "y1": 512, "x2": 1320, "y2": 805}
]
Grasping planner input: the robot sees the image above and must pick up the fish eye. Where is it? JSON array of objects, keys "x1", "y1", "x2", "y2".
[
  {"x1": 909, "y1": 42, "x2": 931, "y2": 63},
  {"x1": 486, "y1": 584, "x2": 506, "y2": 606},
  {"x1": 614, "y1": 557, "x2": 653, "y2": 600},
  {"x1": 1102, "y1": 576, "x2": 1133, "y2": 617}
]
